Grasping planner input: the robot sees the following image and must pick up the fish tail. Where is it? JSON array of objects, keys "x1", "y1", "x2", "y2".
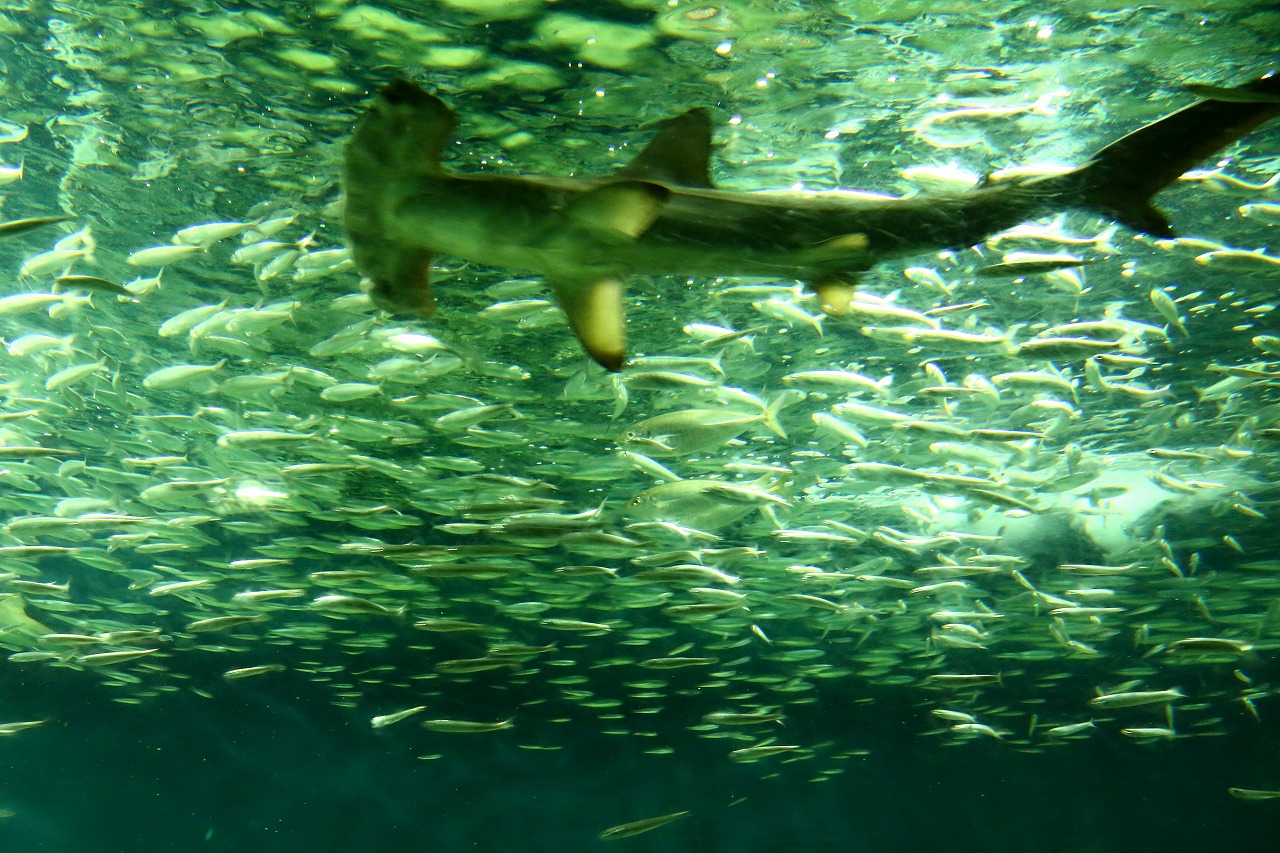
[
  {"x1": 1061, "y1": 71, "x2": 1280, "y2": 237},
  {"x1": 760, "y1": 392, "x2": 797, "y2": 440}
]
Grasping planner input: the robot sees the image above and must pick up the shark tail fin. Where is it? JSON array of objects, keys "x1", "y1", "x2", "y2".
[{"x1": 1062, "y1": 71, "x2": 1280, "y2": 238}]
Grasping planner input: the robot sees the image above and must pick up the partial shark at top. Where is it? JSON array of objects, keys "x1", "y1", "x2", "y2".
[{"x1": 342, "y1": 73, "x2": 1279, "y2": 370}]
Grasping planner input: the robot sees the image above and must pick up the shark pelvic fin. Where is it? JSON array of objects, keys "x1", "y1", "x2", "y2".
[
  {"x1": 812, "y1": 278, "x2": 860, "y2": 315},
  {"x1": 565, "y1": 181, "x2": 670, "y2": 242},
  {"x1": 551, "y1": 277, "x2": 627, "y2": 371},
  {"x1": 618, "y1": 108, "x2": 715, "y2": 188}
]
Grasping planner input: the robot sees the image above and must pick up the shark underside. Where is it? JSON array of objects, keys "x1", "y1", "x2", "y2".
[{"x1": 342, "y1": 73, "x2": 1279, "y2": 370}]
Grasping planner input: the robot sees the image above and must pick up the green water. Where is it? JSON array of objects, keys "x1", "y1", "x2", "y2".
[{"x1": 0, "y1": 2, "x2": 1277, "y2": 851}]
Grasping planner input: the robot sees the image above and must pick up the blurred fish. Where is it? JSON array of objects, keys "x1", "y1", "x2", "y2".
[
  {"x1": 53, "y1": 275, "x2": 139, "y2": 301},
  {"x1": 0, "y1": 216, "x2": 70, "y2": 238},
  {"x1": 598, "y1": 810, "x2": 690, "y2": 841}
]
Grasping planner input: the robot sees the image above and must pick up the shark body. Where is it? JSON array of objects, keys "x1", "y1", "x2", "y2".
[{"x1": 343, "y1": 74, "x2": 1279, "y2": 370}]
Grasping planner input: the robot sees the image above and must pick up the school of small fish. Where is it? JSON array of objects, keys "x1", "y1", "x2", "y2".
[{"x1": 0, "y1": 0, "x2": 1277, "y2": 832}]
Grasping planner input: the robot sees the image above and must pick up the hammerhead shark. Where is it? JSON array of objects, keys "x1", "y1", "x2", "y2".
[{"x1": 343, "y1": 73, "x2": 1279, "y2": 370}]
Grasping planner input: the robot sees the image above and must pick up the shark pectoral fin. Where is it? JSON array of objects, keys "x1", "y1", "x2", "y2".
[
  {"x1": 617, "y1": 108, "x2": 715, "y2": 188},
  {"x1": 364, "y1": 249, "x2": 437, "y2": 318},
  {"x1": 551, "y1": 277, "x2": 627, "y2": 371},
  {"x1": 565, "y1": 181, "x2": 670, "y2": 242}
]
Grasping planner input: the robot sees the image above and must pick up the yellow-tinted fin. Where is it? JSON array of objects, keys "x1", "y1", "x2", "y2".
[
  {"x1": 0, "y1": 593, "x2": 53, "y2": 645},
  {"x1": 813, "y1": 278, "x2": 858, "y2": 315},
  {"x1": 617, "y1": 108, "x2": 715, "y2": 188},
  {"x1": 565, "y1": 181, "x2": 670, "y2": 242},
  {"x1": 799, "y1": 233, "x2": 870, "y2": 266},
  {"x1": 551, "y1": 277, "x2": 627, "y2": 371}
]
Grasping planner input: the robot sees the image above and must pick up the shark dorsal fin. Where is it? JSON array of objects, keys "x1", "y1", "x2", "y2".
[
  {"x1": 617, "y1": 108, "x2": 714, "y2": 188},
  {"x1": 376, "y1": 80, "x2": 458, "y2": 174}
]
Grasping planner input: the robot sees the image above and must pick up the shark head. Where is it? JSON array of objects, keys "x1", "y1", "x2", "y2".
[{"x1": 342, "y1": 81, "x2": 459, "y2": 319}]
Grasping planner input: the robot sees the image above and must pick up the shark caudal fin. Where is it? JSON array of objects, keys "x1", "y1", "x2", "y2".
[
  {"x1": 342, "y1": 80, "x2": 457, "y2": 318},
  {"x1": 1062, "y1": 71, "x2": 1280, "y2": 238}
]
